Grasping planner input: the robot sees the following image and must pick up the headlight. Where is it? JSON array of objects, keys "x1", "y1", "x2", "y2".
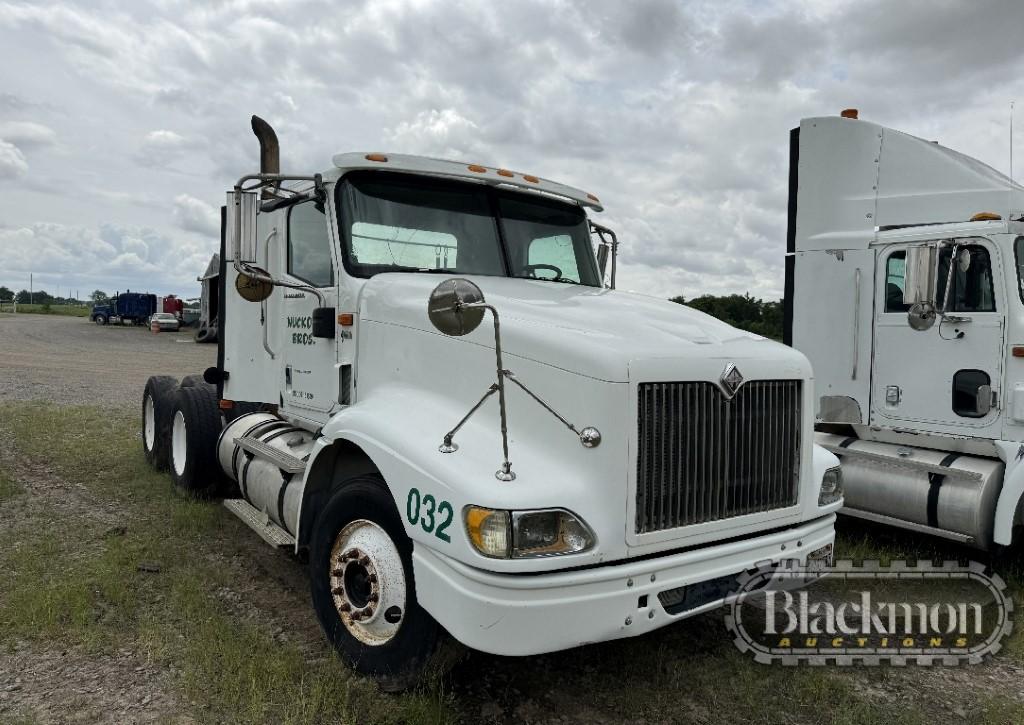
[
  {"x1": 463, "y1": 506, "x2": 595, "y2": 559},
  {"x1": 818, "y1": 466, "x2": 843, "y2": 506}
]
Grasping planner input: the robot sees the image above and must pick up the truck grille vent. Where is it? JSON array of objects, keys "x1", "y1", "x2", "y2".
[{"x1": 636, "y1": 380, "x2": 802, "y2": 534}]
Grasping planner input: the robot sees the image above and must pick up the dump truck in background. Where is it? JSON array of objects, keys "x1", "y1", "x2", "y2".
[
  {"x1": 90, "y1": 291, "x2": 157, "y2": 326},
  {"x1": 139, "y1": 115, "x2": 842, "y2": 689},
  {"x1": 786, "y1": 110, "x2": 1024, "y2": 550}
]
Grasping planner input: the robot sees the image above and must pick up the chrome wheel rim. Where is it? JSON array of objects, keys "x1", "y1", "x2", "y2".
[
  {"x1": 171, "y1": 410, "x2": 187, "y2": 477},
  {"x1": 143, "y1": 395, "x2": 156, "y2": 451},
  {"x1": 329, "y1": 519, "x2": 406, "y2": 646}
]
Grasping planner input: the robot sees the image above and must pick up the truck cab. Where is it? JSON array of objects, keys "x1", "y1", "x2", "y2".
[
  {"x1": 147, "y1": 116, "x2": 841, "y2": 688},
  {"x1": 787, "y1": 112, "x2": 1024, "y2": 549}
]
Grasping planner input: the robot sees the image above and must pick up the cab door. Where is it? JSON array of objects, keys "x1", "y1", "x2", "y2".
[
  {"x1": 281, "y1": 200, "x2": 338, "y2": 418},
  {"x1": 871, "y1": 238, "x2": 1004, "y2": 434}
]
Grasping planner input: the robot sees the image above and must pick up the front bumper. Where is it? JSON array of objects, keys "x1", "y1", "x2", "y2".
[{"x1": 413, "y1": 513, "x2": 836, "y2": 656}]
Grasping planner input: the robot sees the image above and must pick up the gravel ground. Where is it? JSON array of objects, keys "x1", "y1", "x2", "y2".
[{"x1": 0, "y1": 313, "x2": 216, "y2": 408}]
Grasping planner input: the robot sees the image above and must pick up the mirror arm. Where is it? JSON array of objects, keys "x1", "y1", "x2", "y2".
[{"x1": 938, "y1": 242, "x2": 960, "y2": 316}]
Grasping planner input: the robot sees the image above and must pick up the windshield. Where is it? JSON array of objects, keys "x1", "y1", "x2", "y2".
[{"x1": 337, "y1": 171, "x2": 601, "y2": 286}]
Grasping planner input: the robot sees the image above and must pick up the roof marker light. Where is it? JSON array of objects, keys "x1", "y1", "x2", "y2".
[
  {"x1": 523, "y1": 174, "x2": 539, "y2": 183},
  {"x1": 467, "y1": 164, "x2": 487, "y2": 173},
  {"x1": 840, "y1": 108, "x2": 859, "y2": 119},
  {"x1": 496, "y1": 169, "x2": 514, "y2": 178},
  {"x1": 970, "y1": 212, "x2": 1002, "y2": 221},
  {"x1": 587, "y1": 193, "x2": 600, "y2": 203},
  {"x1": 365, "y1": 153, "x2": 388, "y2": 162}
]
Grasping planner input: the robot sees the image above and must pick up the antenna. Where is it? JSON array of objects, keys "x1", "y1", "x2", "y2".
[{"x1": 1011, "y1": 100, "x2": 1015, "y2": 183}]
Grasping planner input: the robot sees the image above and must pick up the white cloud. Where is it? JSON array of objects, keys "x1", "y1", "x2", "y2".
[
  {"x1": 0, "y1": 140, "x2": 27, "y2": 178},
  {"x1": 0, "y1": 121, "x2": 56, "y2": 149},
  {"x1": 172, "y1": 194, "x2": 220, "y2": 237}
]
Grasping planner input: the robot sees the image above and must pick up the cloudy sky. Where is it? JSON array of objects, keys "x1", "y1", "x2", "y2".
[{"x1": 2, "y1": 0, "x2": 1024, "y2": 302}]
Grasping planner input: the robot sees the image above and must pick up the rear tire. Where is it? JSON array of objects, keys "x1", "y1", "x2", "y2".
[
  {"x1": 168, "y1": 384, "x2": 224, "y2": 498},
  {"x1": 95, "y1": 315, "x2": 108, "y2": 325},
  {"x1": 142, "y1": 375, "x2": 178, "y2": 470},
  {"x1": 310, "y1": 476, "x2": 450, "y2": 691}
]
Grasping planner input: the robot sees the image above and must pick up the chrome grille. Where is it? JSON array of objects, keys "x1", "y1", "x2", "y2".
[{"x1": 636, "y1": 380, "x2": 802, "y2": 534}]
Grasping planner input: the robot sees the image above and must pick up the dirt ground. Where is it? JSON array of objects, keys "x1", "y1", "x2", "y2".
[
  {"x1": 2, "y1": 312, "x2": 1024, "y2": 724},
  {"x1": 0, "y1": 313, "x2": 215, "y2": 408}
]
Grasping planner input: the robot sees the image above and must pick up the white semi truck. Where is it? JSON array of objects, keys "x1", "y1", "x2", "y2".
[
  {"x1": 142, "y1": 116, "x2": 841, "y2": 688},
  {"x1": 787, "y1": 110, "x2": 1024, "y2": 550}
]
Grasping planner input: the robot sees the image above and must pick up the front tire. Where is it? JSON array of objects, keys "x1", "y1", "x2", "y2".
[
  {"x1": 142, "y1": 375, "x2": 178, "y2": 470},
  {"x1": 310, "y1": 476, "x2": 448, "y2": 691},
  {"x1": 168, "y1": 384, "x2": 223, "y2": 498},
  {"x1": 94, "y1": 315, "x2": 108, "y2": 325}
]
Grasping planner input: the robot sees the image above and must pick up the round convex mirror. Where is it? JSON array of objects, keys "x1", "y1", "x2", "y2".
[
  {"x1": 427, "y1": 278, "x2": 486, "y2": 336},
  {"x1": 907, "y1": 301, "x2": 937, "y2": 331}
]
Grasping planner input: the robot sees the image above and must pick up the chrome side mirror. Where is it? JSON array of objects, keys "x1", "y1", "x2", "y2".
[
  {"x1": 596, "y1": 244, "x2": 609, "y2": 281},
  {"x1": 903, "y1": 244, "x2": 937, "y2": 306},
  {"x1": 427, "y1": 278, "x2": 485, "y2": 336}
]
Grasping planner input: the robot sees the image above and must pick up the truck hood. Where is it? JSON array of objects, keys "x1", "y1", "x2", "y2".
[{"x1": 358, "y1": 274, "x2": 800, "y2": 382}]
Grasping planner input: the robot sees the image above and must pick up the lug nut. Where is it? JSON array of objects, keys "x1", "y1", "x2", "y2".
[
  {"x1": 350, "y1": 611, "x2": 362, "y2": 621},
  {"x1": 338, "y1": 602, "x2": 351, "y2": 612},
  {"x1": 332, "y1": 568, "x2": 345, "y2": 577},
  {"x1": 368, "y1": 593, "x2": 379, "y2": 603},
  {"x1": 368, "y1": 574, "x2": 378, "y2": 583},
  {"x1": 331, "y1": 586, "x2": 344, "y2": 596},
  {"x1": 359, "y1": 555, "x2": 370, "y2": 566}
]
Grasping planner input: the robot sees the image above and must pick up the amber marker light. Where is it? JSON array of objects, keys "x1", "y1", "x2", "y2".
[
  {"x1": 337, "y1": 313, "x2": 354, "y2": 326},
  {"x1": 523, "y1": 174, "x2": 539, "y2": 183},
  {"x1": 970, "y1": 212, "x2": 1002, "y2": 221},
  {"x1": 496, "y1": 169, "x2": 514, "y2": 177},
  {"x1": 467, "y1": 164, "x2": 487, "y2": 173},
  {"x1": 219, "y1": 399, "x2": 235, "y2": 410},
  {"x1": 1012, "y1": 346, "x2": 1024, "y2": 357},
  {"x1": 365, "y1": 153, "x2": 388, "y2": 162}
]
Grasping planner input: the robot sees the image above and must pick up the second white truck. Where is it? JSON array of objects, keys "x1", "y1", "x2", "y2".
[{"x1": 788, "y1": 110, "x2": 1024, "y2": 550}]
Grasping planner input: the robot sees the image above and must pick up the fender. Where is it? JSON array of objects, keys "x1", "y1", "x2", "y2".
[
  {"x1": 993, "y1": 441, "x2": 1024, "y2": 545},
  {"x1": 290, "y1": 379, "x2": 630, "y2": 573}
]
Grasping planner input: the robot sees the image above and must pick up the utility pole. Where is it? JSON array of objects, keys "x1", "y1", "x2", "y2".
[{"x1": 30, "y1": 273, "x2": 33, "y2": 305}]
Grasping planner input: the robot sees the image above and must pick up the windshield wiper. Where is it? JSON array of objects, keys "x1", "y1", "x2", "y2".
[{"x1": 417, "y1": 268, "x2": 460, "y2": 274}]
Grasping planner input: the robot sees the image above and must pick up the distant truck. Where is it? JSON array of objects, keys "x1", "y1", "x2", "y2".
[
  {"x1": 90, "y1": 292, "x2": 157, "y2": 326},
  {"x1": 787, "y1": 109, "x2": 1024, "y2": 549},
  {"x1": 161, "y1": 295, "x2": 184, "y2": 319}
]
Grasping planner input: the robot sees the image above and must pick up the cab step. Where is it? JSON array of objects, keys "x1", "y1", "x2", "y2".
[
  {"x1": 223, "y1": 498, "x2": 296, "y2": 549},
  {"x1": 235, "y1": 435, "x2": 307, "y2": 474}
]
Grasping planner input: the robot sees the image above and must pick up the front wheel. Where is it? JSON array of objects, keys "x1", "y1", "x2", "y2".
[
  {"x1": 309, "y1": 476, "x2": 450, "y2": 691},
  {"x1": 94, "y1": 315, "x2": 108, "y2": 325}
]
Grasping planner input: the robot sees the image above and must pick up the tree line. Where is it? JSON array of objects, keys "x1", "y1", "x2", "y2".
[
  {"x1": 670, "y1": 293, "x2": 783, "y2": 340},
  {"x1": 0, "y1": 287, "x2": 109, "y2": 306}
]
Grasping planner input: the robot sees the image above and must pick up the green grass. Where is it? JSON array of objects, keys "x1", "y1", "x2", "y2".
[
  {"x1": 1, "y1": 402, "x2": 1022, "y2": 724},
  {"x1": 0, "y1": 404, "x2": 451, "y2": 724},
  {"x1": 1, "y1": 304, "x2": 92, "y2": 316}
]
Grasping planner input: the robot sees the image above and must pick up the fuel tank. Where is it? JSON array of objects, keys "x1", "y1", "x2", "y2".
[
  {"x1": 217, "y1": 412, "x2": 314, "y2": 536},
  {"x1": 816, "y1": 432, "x2": 1004, "y2": 549}
]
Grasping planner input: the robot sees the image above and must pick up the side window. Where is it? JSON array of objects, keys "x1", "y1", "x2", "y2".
[
  {"x1": 884, "y1": 251, "x2": 910, "y2": 313},
  {"x1": 937, "y1": 244, "x2": 995, "y2": 313},
  {"x1": 527, "y1": 235, "x2": 581, "y2": 282},
  {"x1": 288, "y1": 202, "x2": 333, "y2": 287},
  {"x1": 952, "y1": 369, "x2": 991, "y2": 418}
]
